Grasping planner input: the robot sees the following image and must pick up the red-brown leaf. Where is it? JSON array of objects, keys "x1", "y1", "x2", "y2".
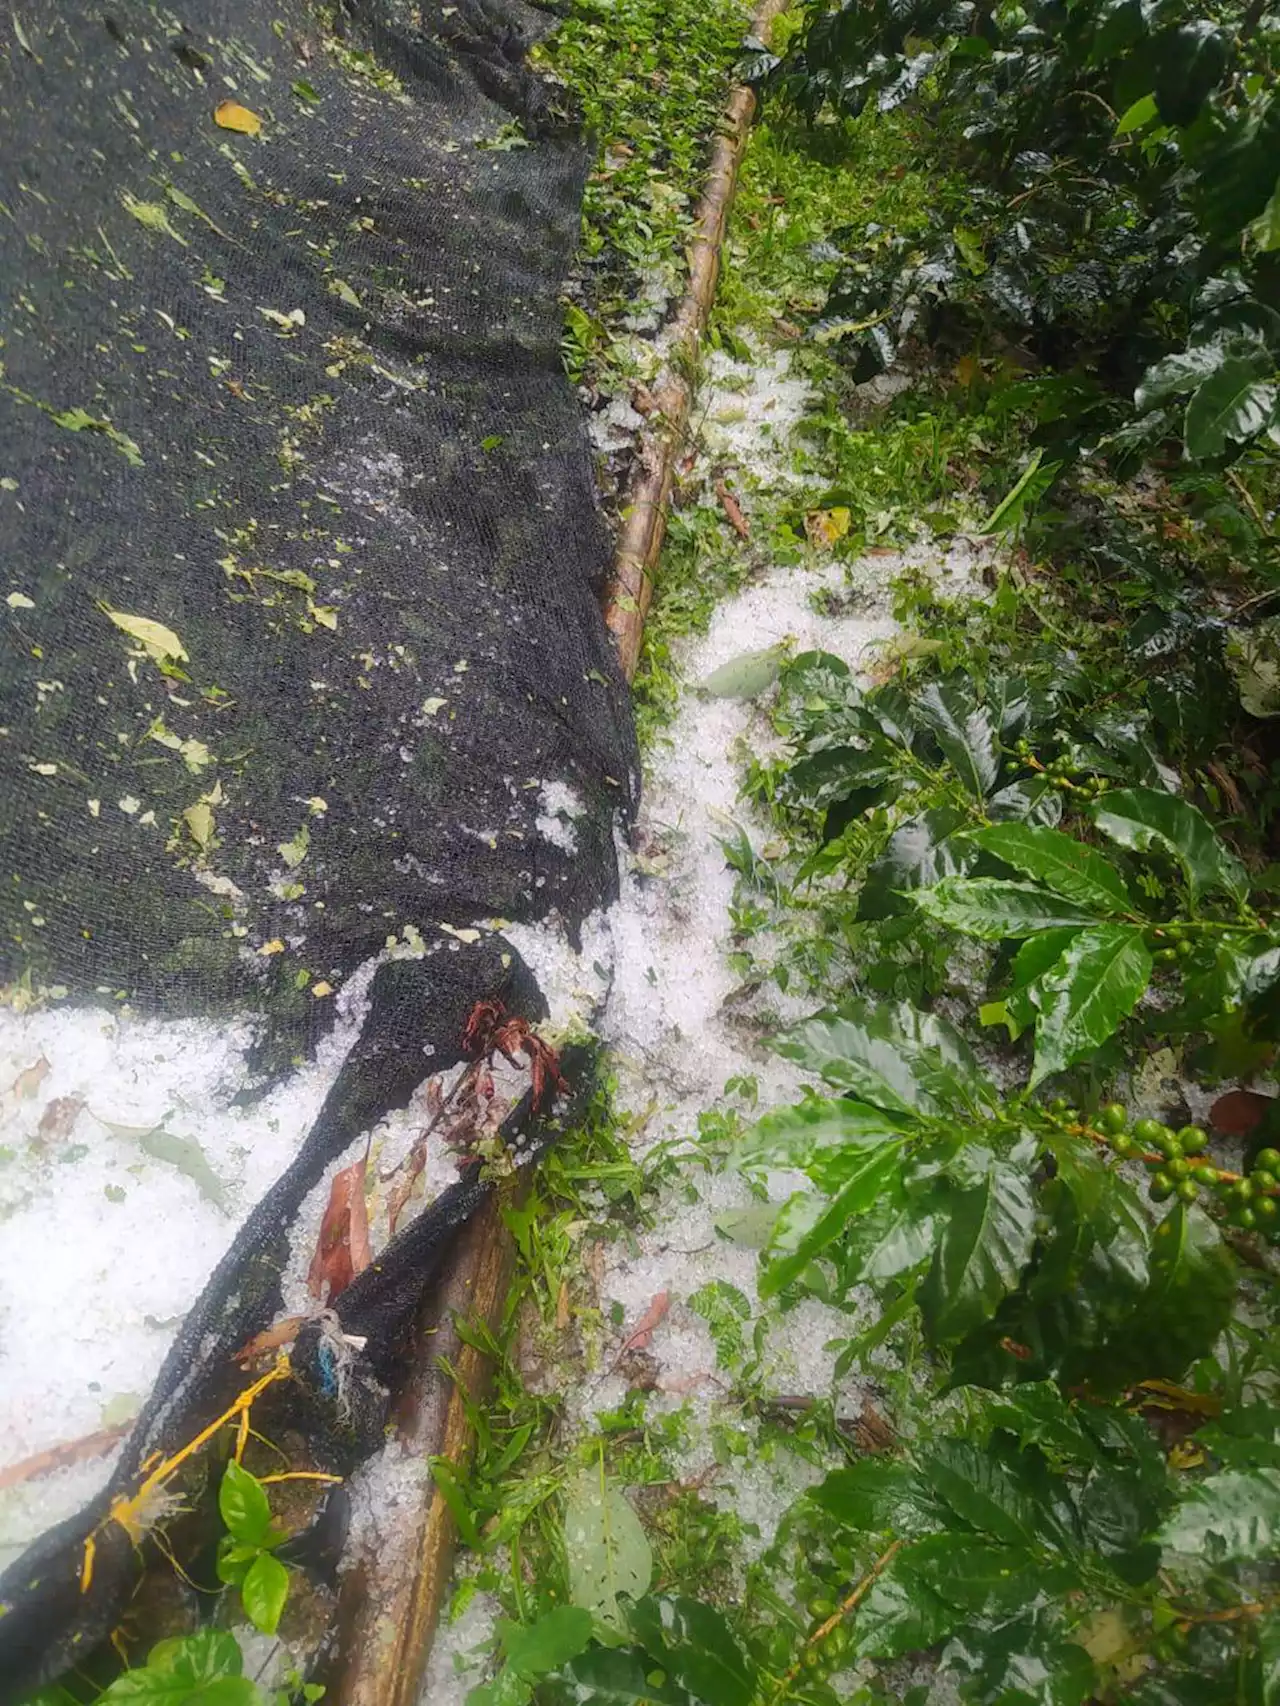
[
  {"x1": 1210, "y1": 1090, "x2": 1273, "y2": 1137},
  {"x1": 307, "y1": 1157, "x2": 371, "y2": 1302},
  {"x1": 614, "y1": 1289, "x2": 670, "y2": 1364},
  {"x1": 715, "y1": 480, "x2": 750, "y2": 541}
]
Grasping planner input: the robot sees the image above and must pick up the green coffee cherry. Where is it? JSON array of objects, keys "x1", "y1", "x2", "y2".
[
  {"x1": 1099, "y1": 1102, "x2": 1128, "y2": 1135},
  {"x1": 1256, "y1": 1147, "x2": 1280, "y2": 1172},
  {"x1": 1048, "y1": 1098, "x2": 1069, "y2": 1116},
  {"x1": 1110, "y1": 1133, "x2": 1134, "y2": 1157},
  {"x1": 1133, "y1": 1118, "x2": 1164, "y2": 1146},
  {"x1": 1149, "y1": 1172, "x2": 1175, "y2": 1202},
  {"x1": 1251, "y1": 1168, "x2": 1277, "y2": 1192},
  {"x1": 1257, "y1": 1197, "x2": 1279, "y2": 1224},
  {"x1": 1194, "y1": 1164, "x2": 1220, "y2": 1186},
  {"x1": 1176, "y1": 1179, "x2": 1199, "y2": 1203},
  {"x1": 1177, "y1": 1126, "x2": 1208, "y2": 1154},
  {"x1": 1236, "y1": 1207, "x2": 1258, "y2": 1231},
  {"x1": 1168, "y1": 1157, "x2": 1191, "y2": 1180}
]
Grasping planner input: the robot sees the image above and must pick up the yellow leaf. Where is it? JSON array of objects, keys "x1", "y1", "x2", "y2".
[
  {"x1": 1168, "y1": 1440, "x2": 1206, "y2": 1471},
  {"x1": 440, "y1": 923, "x2": 481, "y2": 944},
  {"x1": 182, "y1": 801, "x2": 215, "y2": 851},
  {"x1": 259, "y1": 939, "x2": 285, "y2": 956},
  {"x1": 311, "y1": 981, "x2": 334, "y2": 998},
  {"x1": 105, "y1": 609, "x2": 188, "y2": 664},
  {"x1": 308, "y1": 602, "x2": 338, "y2": 631},
  {"x1": 214, "y1": 100, "x2": 263, "y2": 136},
  {"x1": 804, "y1": 507, "x2": 852, "y2": 549}
]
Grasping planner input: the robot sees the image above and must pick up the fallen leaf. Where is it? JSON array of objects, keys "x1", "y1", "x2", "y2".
[
  {"x1": 183, "y1": 800, "x2": 215, "y2": 851},
  {"x1": 556, "y1": 1280, "x2": 571, "y2": 1331},
  {"x1": 697, "y1": 645, "x2": 785, "y2": 701},
  {"x1": 137, "y1": 1127, "x2": 229, "y2": 1213},
  {"x1": 259, "y1": 939, "x2": 285, "y2": 956},
  {"x1": 0, "y1": 1421, "x2": 132, "y2": 1492},
  {"x1": 36, "y1": 1094, "x2": 85, "y2": 1145},
  {"x1": 805, "y1": 507, "x2": 852, "y2": 549},
  {"x1": 1210, "y1": 1089, "x2": 1272, "y2": 1136},
  {"x1": 307, "y1": 1156, "x2": 371, "y2": 1302},
  {"x1": 9, "y1": 1056, "x2": 50, "y2": 1100},
  {"x1": 612, "y1": 1290, "x2": 669, "y2": 1366},
  {"x1": 214, "y1": 99, "x2": 263, "y2": 136},
  {"x1": 234, "y1": 1315, "x2": 307, "y2": 1363},
  {"x1": 121, "y1": 193, "x2": 188, "y2": 246},
  {"x1": 715, "y1": 479, "x2": 750, "y2": 540},
  {"x1": 104, "y1": 609, "x2": 188, "y2": 665}
]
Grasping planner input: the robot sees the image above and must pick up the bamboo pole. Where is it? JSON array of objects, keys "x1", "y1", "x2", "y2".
[
  {"x1": 603, "y1": 0, "x2": 790, "y2": 682},
  {"x1": 328, "y1": 9, "x2": 784, "y2": 1698}
]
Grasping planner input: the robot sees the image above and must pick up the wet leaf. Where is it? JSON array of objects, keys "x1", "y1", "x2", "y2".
[
  {"x1": 241, "y1": 1551, "x2": 289, "y2": 1635},
  {"x1": 1029, "y1": 925, "x2": 1153, "y2": 1087},
  {"x1": 1093, "y1": 786, "x2": 1247, "y2": 904},
  {"x1": 628, "y1": 1594, "x2": 757, "y2": 1706},
  {"x1": 183, "y1": 801, "x2": 215, "y2": 851},
  {"x1": 220, "y1": 1460, "x2": 271, "y2": 1546},
  {"x1": 137, "y1": 1126, "x2": 229, "y2": 1213},
  {"x1": 776, "y1": 997, "x2": 986, "y2": 1117},
  {"x1": 761, "y1": 1139, "x2": 906, "y2": 1296},
  {"x1": 915, "y1": 877, "x2": 1103, "y2": 940},
  {"x1": 697, "y1": 645, "x2": 786, "y2": 701},
  {"x1": 1159, "y1": 1467, "x2": 1280, "y2": 1560},
  {"x1": 105, "y1": 609, "x2": 188, "y2": 665},
  {"x1": 9, "y1": 1055, "x2": 50, "y2": 1100},
  {"x1": 499, "y1": 1606, "x2": 594, "y2": 1680},
  {"x1": 307, "y1": 1156, "x2": 371, "y2": 1302},
  {"x1": 214, "y1": 100, "x2": 263, "y2": 135},
  {"x1": 914, "y1": 680, "x2": 1000, "y2": 797},
  {"x1": 121, "y1": 194, "x2": 188, "y2": 246},
  {"x1": 921, "y1": 1150, "x2": 1037, "y2": 1341},
  {"x1": 277, "y1": 824, "x2": 310, "y2": 868},
  {"x1": 563, "y1": 1467, "x2": 653, "y2": 1630},
  {"x1": 967, "y1": 823, "x2": 1133, "y2": 913}
]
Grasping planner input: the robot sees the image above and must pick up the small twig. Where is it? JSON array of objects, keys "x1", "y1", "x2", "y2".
[
  {"x1": 769, "y1": 1539, "x2": 905, "y2": 1704},
  {"x1": 1227, "y1": 468, "x2": 1272, "y2": 538}
]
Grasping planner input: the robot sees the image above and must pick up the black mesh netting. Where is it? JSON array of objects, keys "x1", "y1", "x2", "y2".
[{"x1": 0, "y1": 0, "x2": 635, "y2": 1694}]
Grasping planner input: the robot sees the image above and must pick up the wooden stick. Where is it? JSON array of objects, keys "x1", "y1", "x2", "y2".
[
  {"x1": 328, "y1": 10, "x2": 787, "y2": 1697},
  {"x1": 603, "y1": 0, "x2": 791, "y2": 682},
  {"x1": 325, "y1": 1192, "x2": 516, "y2": 1706}
]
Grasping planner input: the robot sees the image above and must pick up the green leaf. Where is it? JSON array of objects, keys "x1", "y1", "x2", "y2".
[
  {"x1": 774, "y1": 998, "x2": 985, "y2": 1116},
  {"x1": 1115, "y1": 1202, "x2": 1236, "y2": 1381},
  {"x1": 981, "y1": 448, "x2": 1059, "y2": 537},
  {"x1": 921, "y1": 1151, "x2": 1037, "y2": 1342},
  {"x1": 696, "y1": 645, "x2": 786, "y2": 701},
  {"x1": 499, "y1": 1606, "x2": 595, "y2": 1679},
  {"x1": 809, "y1": 1460, "x2": 938, "y2": 1536},
  {"x1": 560, "y1": 1647, "x2": 689, "y2": 1706},
  {"x1": 914, "y1": 877, "x2": 1103, "y2": 940},
  {"x1": 919, "y1": 1439, "x2": 1041, "y2": 1549},
  {"x1": 1115, "y1": 92, "x2": 1157, "y2": 135},
  {"x1": 857, "y1": 805, "x2": 978, "y2": 919},
  {"x1": 1158, "y1": 1468, "x2": 1280, "y2": 1560},
  {"x1": 1184, "y1": 352, "x2": 1278, "y2": 460},
  {"x1": 219, "y1": 1460, "x2": 272, "y2": 1547},
  {"x1": 848, "y1": 1572, "x2": 958, "y2": 1661},
  {"x1": 967, "y1": 824, "x2": 1134, "y2": 913},
  {"x1": 241, "y1": 1551, "x2": 289, "y2": 1635},
  {"x1": 563, "y1": 1469, "x2": 653, "y2": 1631},
  {"x1": 627, "y1": 1595, "x2": 757, "y2": 1706},
  {"x1": 1136, "y1": 341, "x2": 1231, "y2": 412},
  {"x1": 101, "y1": 1633, "x2": 258, "y2": 1705},
  {"x1": 1152, "y1": 21, "x2": 1229, "y2": 129},
  {"x1": 760, "y1": 1141, "x2": 907, "y2": 1297},
  {"x1": 736, "y1": 1096, "x2": 909, "y2": 1173},
  {"x1": 897, "y1": 1531, "x2": 1058, "y2": 1614},
  {"x1": 1259, "y1": 1610, "x2": 1280, "y2": 1706},
  {"x1": 914, "y1": 680, "x2": 1000, "y2": 797},
  {"x1": 1029, "y1": 925, "x2": 1153, "y2": 1088},
  {"x1": 1092, "y1": 786, "x2": 1247, "y2": 904},
  {"x1": 216, "y1": 1535, "x2": 259, "y2": 1587},
  {"x1": 1253, "y1": 174, "x2": 1280, "y2": 252}
]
